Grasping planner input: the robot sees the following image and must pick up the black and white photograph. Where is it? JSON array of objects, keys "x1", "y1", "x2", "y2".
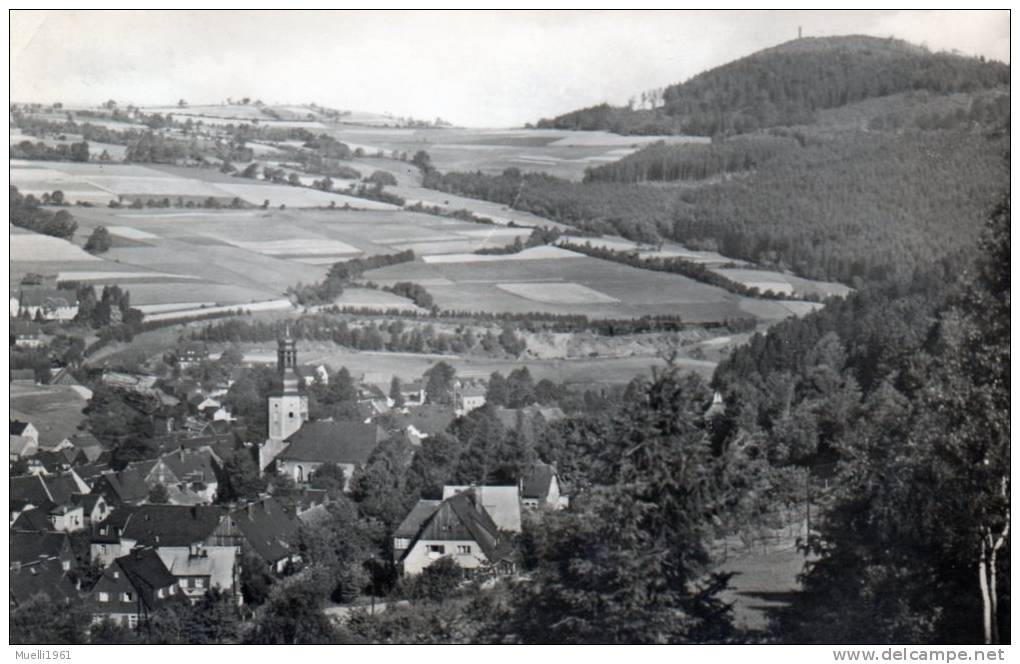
[{"x1": 6, "y1": 8, "x2": 1011, "y2": 650}]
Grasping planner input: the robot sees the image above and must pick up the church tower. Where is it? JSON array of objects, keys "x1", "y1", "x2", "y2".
[{"x1": 260, "y1": 325, "x2": 309, "y2": 469}]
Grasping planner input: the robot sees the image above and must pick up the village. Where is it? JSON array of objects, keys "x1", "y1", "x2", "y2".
[{"x1": 11, "y1": 300, "x2": 579, "y2": 635}]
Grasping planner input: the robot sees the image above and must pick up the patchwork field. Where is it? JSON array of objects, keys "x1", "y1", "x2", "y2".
[
  {"x1": 364, "y1": 246, "x2": 810, "y2": 322},
  {"x1": 10, "y1": 160, "x2": 402, "y2": 209},
  {"x1": 713, "y1": 268, "x2": 853, "y2": 298},
  {"x1": 329, "y1": 127, "x2": 710, "y2": 181}
]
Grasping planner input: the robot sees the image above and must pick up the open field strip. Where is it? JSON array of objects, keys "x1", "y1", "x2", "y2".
[
  {"x1": 105, "y1": 226, "x2": 161, "y2": 239},
  {"x1": 497, "y1": 282, "x2": 620, "y2": 305},
  {"x1": 141, "y1": 298, "x2": 293, "y2": 322},
  {"x1": 422, "y1": 245, "x2": 578, "y2": 264},
  {"x1": 11, "y1": 234, "x2": 102, "y2": 262},
  {"x1": 134, "y1": 302, "x2": 220, "y2": 314},
  {"x1": 231, "y1": 239, "x2": 362, "y2": 256},
  {"x1": 56, "y1": 271, "x2": 202, "y2": 281},
  {"x1": 115, "y1": 211, "x2": 262, "y2": 219},
  {"x1": 212, "y1": 182, "x2": 400, "y2": 209}
]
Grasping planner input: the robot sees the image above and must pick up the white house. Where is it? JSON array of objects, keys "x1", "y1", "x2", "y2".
[{"x1": 393, "y1": 490, "x2": 514, "y2": 576}]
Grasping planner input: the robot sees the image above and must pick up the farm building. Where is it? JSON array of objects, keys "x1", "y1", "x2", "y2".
[{"x1": 17, "y1": 287, "x2": 79, "y2": 321}]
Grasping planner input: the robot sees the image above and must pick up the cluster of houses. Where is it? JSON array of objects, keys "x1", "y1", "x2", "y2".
[{"x1": 11, "y1": 331, "x2": 570, "y2": 629}]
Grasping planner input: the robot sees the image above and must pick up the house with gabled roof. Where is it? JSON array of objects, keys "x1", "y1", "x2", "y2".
[
  {"x1": 393, "y1": 489, "x2": 515, "y2": 576},
  {"x1": 519, "y1": 461, "x2": 568, "y2": 510},
  {"x1": 274, "y1": 420, "x2": 386, "y2": 489},
  {"x1": 10, "y1": 420, "x2": 39, "y2": 460},
  {"x1": 10, "y1": 557, "x2": 79, "y2": 609},
  {"x1": 91, "y1": 504, "x2": 237, "y2": 601},
  {"x1": 87, "y1": 548, "x2": 180, "y2": 629},
  {"x1": 221, "y1": 497, "x2": 301, "y2": 574}
]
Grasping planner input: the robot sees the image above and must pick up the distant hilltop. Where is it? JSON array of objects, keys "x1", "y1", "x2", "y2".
[{"x1": 534, "y1": 34, "x2": 1009, "y2": 136}]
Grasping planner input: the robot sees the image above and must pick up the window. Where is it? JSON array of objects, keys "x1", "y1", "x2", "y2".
[
  {"x1": 97, "y1": 592, "x2": 109, "y2": 603},
  {"x1": 128, "y1": 615, "x2": 138, "y2": 629},
  {"x1": 195, "y1": 578, "x2": 205, "y2": 589},
  {"x1": 121, "y1": 592, "x2": 133, "y2": 602},
  {"x1": 156, "y1": 588, "x2": 164, "y2": 598},
  {"x1": 457, "y1": 545, "x2": 471, "y2": 555},
  {"x1": 394, "y1": 538, "x2": 410, "y2": 550},
  {"x1": 288, "y1": 411, "x2": 294, "y2": 418},
  {"x1": 427, "y1": 544, "x2": 445, "y2": 555}
]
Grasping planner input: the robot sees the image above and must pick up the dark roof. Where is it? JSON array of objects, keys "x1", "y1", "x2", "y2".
[
  {"x1": 277, "y1": 421, "x2": 385, "y2": 465},
  {"x1": 95, "y1": 467, "x2": 151, "y2": 504},
  {"x1": 393, "y1": 500, "x2": 441, "y2": 539},
  {"x1": 229, "y1": 498, "x2": 300, "y2": 564},
  {"x1": 10, "y1": 558, "x2": 78, "y2": 607},
  {"x1": 88, "y1": 548, "x2": 175, "y2": 614},
  {"x1": 10, "y1": 473, "x2": 82, "y2": 506},
  {"x1": 118, "y1": 548, "x2": 177, "y2": 590},
  {"x1": 74, "y1": 493, "x2": 106, "y2": 513},
  {"x1": 10, "y1": 530, "x2": 73, "y2": 565},
  {"x1": 103, "y1": 504, "x2": 228, "y2": 547},
  {"x1": 12, "y1": 506, "x2": 56, "y2": 531},
  {"x1": 160, "y1": 449, "x2": 218, "y2": 484},
  {"x1": 10, "y1": 420, "x2": 32, "y2": 436},
  {"x1": 31, "y1": 450, "x2": 74, "y2": 473},
  {"x1": 520, "y1": 462, "x2": 557, "y2": 501},
  {"x1": 11, "y1": 320, "x2": 42, "y2": 336},
  {"x1": 18, "y1": 288, "x2": 78, "y2": 308},
  {"x1": 400, "y1": 491, "x2": 510, "y2": 562}
]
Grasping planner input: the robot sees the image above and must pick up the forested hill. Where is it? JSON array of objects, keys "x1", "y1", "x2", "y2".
[{"x1": 536, "y1": 35, "x2": 1009, "y2": 136}]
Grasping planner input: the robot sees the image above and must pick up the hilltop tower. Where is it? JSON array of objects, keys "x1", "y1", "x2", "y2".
[{"x1": 260, "y1": 325, "x2": 309, "y2": 469}]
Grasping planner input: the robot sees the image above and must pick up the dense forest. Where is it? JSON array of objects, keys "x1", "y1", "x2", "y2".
[
  {"x1": 706, "y1": 194, "x2": 1010, "y2": 643},
  {"x1": 537, "y1": 36, "x2": 1009, "y2": 136},
  {"x1": 424, "y1": 129, "x2": 1007, "y2": 285},
  {"x1": 583, "y1": 134, "x2": 800, "y2": 183}
]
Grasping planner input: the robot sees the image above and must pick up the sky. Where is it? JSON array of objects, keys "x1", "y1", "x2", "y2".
[{"x1": 10, "y1": 10, "x2": 1011, "y2": 128}]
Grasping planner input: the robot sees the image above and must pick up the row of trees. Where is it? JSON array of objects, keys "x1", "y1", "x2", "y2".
[
  {"x1": 10, "y1": 186, "x2": 78, "y2": 240},
  {"x1": 189, "y1": 316, "x2": 528, "y2": 359},
  {"x1": 287, "y1": 250, "x2": 416, "y2": 305}
]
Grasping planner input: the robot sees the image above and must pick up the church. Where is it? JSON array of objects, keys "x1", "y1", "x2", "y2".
[
  {"x1": 258, "y1": 327, "x2": 310, "y2": 471},
  {"x1": 258, "y1": 328, "x2": 385, "y2": 490}
]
